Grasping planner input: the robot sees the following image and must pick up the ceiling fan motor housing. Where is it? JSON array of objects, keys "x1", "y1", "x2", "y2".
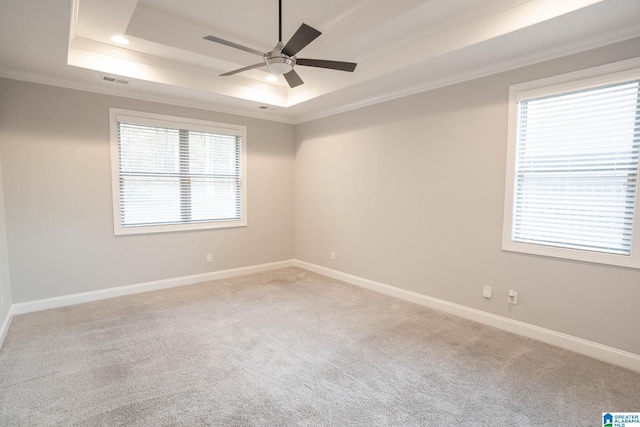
[{"x1": 264, "y1": 42, "x2": 295, "y2": 75}]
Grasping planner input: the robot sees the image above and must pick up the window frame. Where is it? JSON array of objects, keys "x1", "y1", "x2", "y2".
[
  {"x1": 502, "y1": 57, "x2": 640, "y2": 268},
  {"x1": 109, "y1": 108, "x2": 248, "y2": 235}
]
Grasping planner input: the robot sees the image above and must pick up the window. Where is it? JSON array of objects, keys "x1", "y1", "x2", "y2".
[
  {"x1": 502, "y1": 58, "x2": 640, "y2": 268},
  {"x1": 110, "y1": 109, "x2": 247, "y2": 235}
]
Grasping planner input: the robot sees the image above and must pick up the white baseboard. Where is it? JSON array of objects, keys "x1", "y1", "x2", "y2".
[
  {"x1": 0, "y1": 305, "x2": 14, "y2": 350},
  {"x1": 10, "y1": 259, "x2": 295, "y2": 316},
  {"x1": 4, "y1": 258, "x2": 639, "y2": 373},
  {"x1": 294, "y1": 260, "x2": 640, "y2": 373}
]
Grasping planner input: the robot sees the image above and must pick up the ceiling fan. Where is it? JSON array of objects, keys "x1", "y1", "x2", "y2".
[{"x1": 203, "y1": 0, "x2": 357, "y2": 88}]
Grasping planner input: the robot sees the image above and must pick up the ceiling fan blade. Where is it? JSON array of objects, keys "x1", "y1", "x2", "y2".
[
  {"x1": 220, "y1": 62, "x2": 265, "y2": 76},
  {"x1": 204, "y1": 35, "x2": 264, "y2": 57},
  {"x1": 282, "y1": 23, "x2": 321, "y2": 57},
  {"x1": 296, "y1": 59, "x2": 357, "y2": 72},
  {"x1": 283, "y1": 69, "x2": 304, "y2": 88}
]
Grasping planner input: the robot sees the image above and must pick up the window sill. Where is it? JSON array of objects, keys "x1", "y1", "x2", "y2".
[
  {"x1": 502, "y1": 239, "x2": 640, "y2": 269},
  {"x1": 114, "y1": 219, "x2": 247, "y2": 236}
]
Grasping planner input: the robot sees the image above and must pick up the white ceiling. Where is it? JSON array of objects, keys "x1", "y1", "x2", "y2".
[{"x1": 1, "y1": 0, "x2": 639, "y2": 123}]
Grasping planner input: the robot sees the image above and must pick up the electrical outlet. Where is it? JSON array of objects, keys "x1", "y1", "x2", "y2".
[
  {"x1": 330, "y1": 251, "x2": 336, "y2": 260},
  {"x1": 206, "y1": 253, "x2": 213, "y2": 263},
  {"x1": 483, "y1": 286, "x2": 492, "y2": 299},
  {"x1": 508, "y1": 290, "x2": 518, "y2": 304}
]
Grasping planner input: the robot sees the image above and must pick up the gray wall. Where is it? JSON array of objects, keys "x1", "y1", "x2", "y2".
[
  {"x1": 0, "y1": 79, "x2": 295, "y2": 303},
  {"x1": 0, "y1": 152, "x2": 12, "y2": 324},
  {"x1": 294, "y1": 38, "x2": 640, "y2": 355}
]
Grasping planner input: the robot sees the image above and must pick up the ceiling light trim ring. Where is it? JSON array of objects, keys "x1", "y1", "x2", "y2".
[{"x1": 265, "y1": 55, "x2": 296, "y2": 75}]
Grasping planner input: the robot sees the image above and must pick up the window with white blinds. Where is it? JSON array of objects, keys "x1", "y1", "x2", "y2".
[
  {"x1": 502, "y1": 59, "x2": 640, "y2": 268},
  {"x1": 109, "y1": 109, "x2": 247, "y2": 235}
]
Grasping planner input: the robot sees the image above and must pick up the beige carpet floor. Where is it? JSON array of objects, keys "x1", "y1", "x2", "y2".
[{"x1": 0, "y1": 267, "x2": 638, "y2": 426}]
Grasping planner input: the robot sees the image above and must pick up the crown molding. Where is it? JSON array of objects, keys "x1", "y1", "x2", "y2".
[
  {"x1": 293, "y1": 25, "x2": 640, "y2": 124},
  {"x1": 3, "y1": 23, "x2": 638, "y2": 126},
  {"x1": 0, "y1": 68, "x2": 296, "y2": 124}
]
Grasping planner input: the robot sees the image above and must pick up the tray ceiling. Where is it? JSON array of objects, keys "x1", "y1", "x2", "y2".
[{"x1": 1, "y1": 0, "x2": 639, "y2": 123}]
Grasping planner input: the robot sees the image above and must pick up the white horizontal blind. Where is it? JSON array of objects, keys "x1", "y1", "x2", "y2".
[
  {"x1": 117, "y1": 120, "x2": 242, "y2": 228},
  {"x1": 513, "y1": 80, "x2": 640, "y2": 255}
]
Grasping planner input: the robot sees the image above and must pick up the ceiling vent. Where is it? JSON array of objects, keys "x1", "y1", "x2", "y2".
[{"x1": 102, "y1": 76, "x2": 129, "y2": 85}]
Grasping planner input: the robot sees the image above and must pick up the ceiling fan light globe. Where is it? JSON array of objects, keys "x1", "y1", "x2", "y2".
[{"x1": 266, "y1": 57, "x2": 294, "y2": 75}]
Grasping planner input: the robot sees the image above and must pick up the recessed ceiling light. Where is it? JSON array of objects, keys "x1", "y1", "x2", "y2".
[
  {"x1": 110, "y1": 35, "x2": 130, "y2": 45},
  {"x1": 265, "y1": 75, "x2": 278, "y2": 83}
]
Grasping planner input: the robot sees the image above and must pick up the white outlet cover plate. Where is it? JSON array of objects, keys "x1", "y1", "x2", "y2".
[{"x1": 483, "y1": 286, "x2": 492, "y2": 298}]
